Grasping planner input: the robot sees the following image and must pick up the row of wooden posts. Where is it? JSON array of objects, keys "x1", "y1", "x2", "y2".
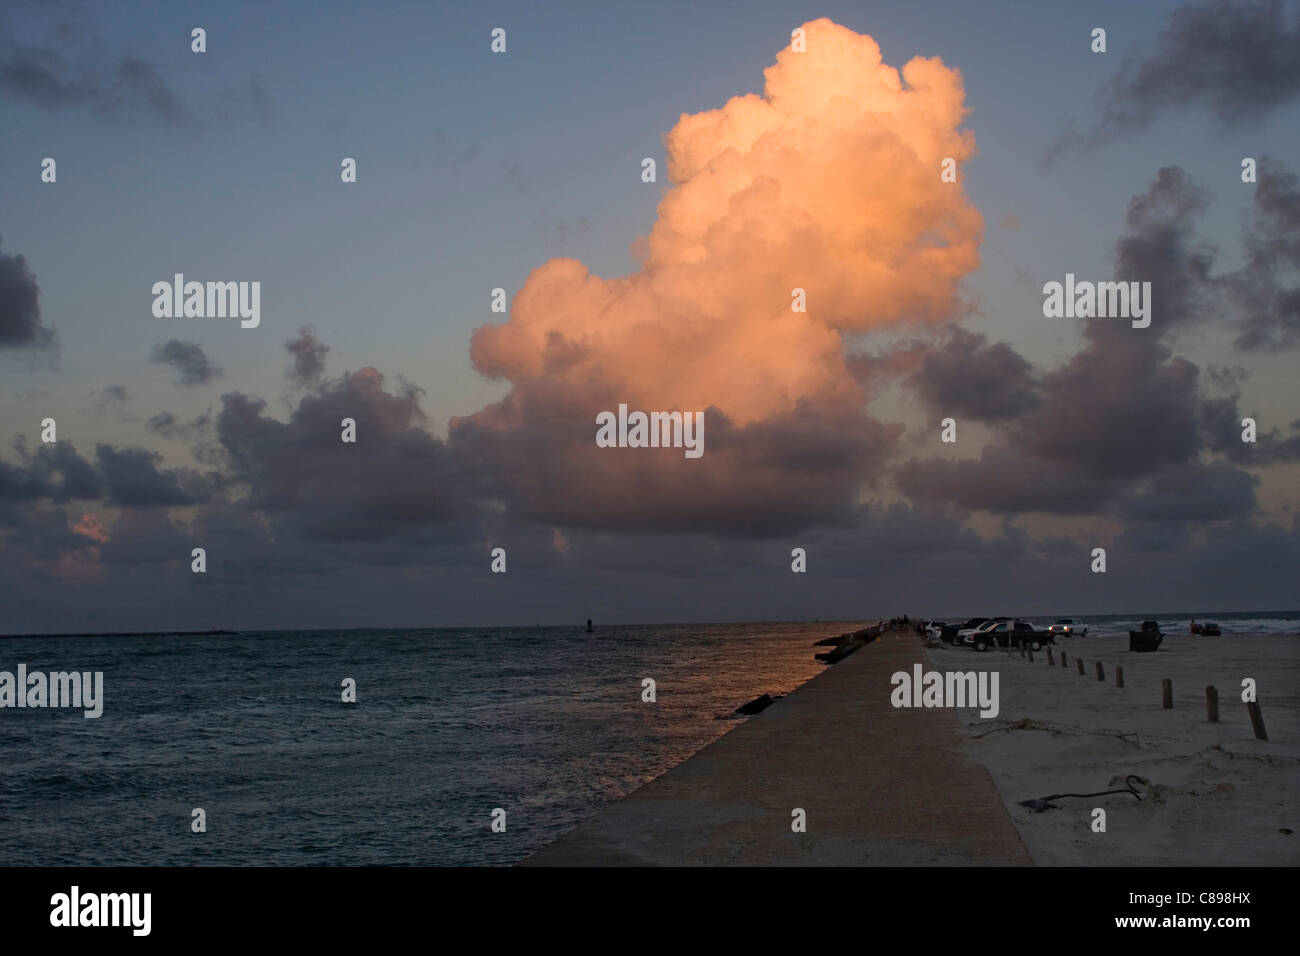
[{"x1": 1015, "y1": 640, "x2": 1268, "y2": 741}]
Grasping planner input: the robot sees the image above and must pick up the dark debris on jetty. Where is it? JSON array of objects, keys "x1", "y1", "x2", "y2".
[{"x1": 813, "y1": 621, "x2": 883, "y2": 664}]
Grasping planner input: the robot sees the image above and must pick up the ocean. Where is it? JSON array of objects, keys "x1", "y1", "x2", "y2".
[{"x1": 0, "y1": 621, "x2": 839, "y2": 866}]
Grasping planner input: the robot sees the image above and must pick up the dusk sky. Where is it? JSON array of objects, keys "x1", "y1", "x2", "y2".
[{"x1": 3, "y1": 0, "x2": 1299, "y2": 632}]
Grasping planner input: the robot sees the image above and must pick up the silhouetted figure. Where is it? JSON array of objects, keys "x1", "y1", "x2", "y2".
[{"x1": 586, "y1": 619, "x2": 593, "y2": 634}]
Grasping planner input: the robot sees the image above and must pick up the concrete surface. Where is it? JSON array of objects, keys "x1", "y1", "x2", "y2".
[{"x1": 524, "y1": 628, "x2": 1032, "y2": 866}]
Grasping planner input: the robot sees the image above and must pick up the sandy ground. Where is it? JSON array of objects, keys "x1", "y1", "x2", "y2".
[{"x1": 932, "y1": 633, "x2": 1299, "y2": 865}]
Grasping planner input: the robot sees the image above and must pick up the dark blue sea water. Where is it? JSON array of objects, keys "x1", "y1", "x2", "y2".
[{"x1": 0, "y1": 622, "x2": 839, "y2": 866}]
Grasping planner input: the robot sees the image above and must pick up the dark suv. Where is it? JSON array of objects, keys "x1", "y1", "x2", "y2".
[
  {"x1": 941, "y1": 618, "x2": 989, "y2": 644},
  {"x1": 966, "y1": 619, "x2": 1052, "y2": 651}
]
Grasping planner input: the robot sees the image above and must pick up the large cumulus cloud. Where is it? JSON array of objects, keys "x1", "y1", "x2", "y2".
[{"x1": 452, "y1": 19, "x2": 982, "y2": 534}]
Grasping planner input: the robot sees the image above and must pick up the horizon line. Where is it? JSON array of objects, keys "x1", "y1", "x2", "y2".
[{"x1": 4, "y1": 608, "x2": 1298, "y2": 640}]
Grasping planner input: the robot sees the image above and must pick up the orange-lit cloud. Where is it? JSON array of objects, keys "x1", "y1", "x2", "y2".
[
  {"x1": 453, "y1": 19, "x2": 982, "y2": 533},
  {"x1": 71, "y1": 512, "x2": 110, "y2": 543}
]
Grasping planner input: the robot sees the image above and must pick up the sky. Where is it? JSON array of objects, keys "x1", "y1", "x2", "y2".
[{"x1": 2, "y1": 0, "x2": 1299, "y2": 632}]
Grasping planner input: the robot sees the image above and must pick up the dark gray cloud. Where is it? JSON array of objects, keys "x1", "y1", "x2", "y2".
[
  {"x1": 285, "y1": 325, "x2": 330, "y2": 385},
  {"x1": 94, "y1": 443, "x2": 214, "y2": 508},
  {"x1": 1205, "y1": 364, "x2": 1249, "y2": 389},
  {"x1": 145, "y1": 412, "x2": 179, "y2": 435},
  {"x1": 151, "y1": 339, "x2": 221, "y2": 386},
  {"x1": 1016, "y1": 167, "x2": 1237, "y2": 479},
  {"x1": 903, "y1": 327, "x2": 1041, "y2": 422},
  {"x1": 1110, "y1": 165, "x2": 1217, "y2": 333},
  {"x1": 896, "y1": 446, "x2": 1118, "y2": 514},
  {"x1": 0, "y1": 238, "x2": 56, "y2": 351},
  {"x1": 1016, "y1": 353, "x2": 1202, "y2": 482},
  {"x1": 1045, "y1": 0, "x2": 1300, "y2": 163},
  {"x1": 0, "y1": 440, "x2": 100, "y2": 503},
  {"x1": 1118, "y1": 462, "x2": 1258, "y2": 522},
  {"x1": 217, "y1": 367, "x2": 473, "y2": 541},
  {"x1": 0, "y1": 24, "x2": 191, "y2": 124},
  {"x1": 145, "y1": 410, "x2": 213, "y2": 448},
  {"x1": 94, "y1": 384, "x2": 129, "y2": 410},
  {"x1": 0, "y1": 19, "x2": 275, "y2": 128},
  {"x1": 893, "y1": 165, "x2": 1278, "y2": 514},
  {"x1": 1200, "y1": 394, "x2": 1300, "y2": 463},
  {"x1": 0, "y1": 458, "x2": 48, "y2": 503},
  {"x1": 449, "y1": 388, "x2": 900, "y2": 538},
  {"x1": 1231, "y1": 159, "x2": 1300, "y2": 349},
  {"x1": 0, "y1": 503, "x2": 97, "y2": 565}
]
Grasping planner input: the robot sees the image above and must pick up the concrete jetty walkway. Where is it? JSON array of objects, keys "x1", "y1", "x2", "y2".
[{"x1": 524, "y1": 628, "x2": 1031, "y2": 866}]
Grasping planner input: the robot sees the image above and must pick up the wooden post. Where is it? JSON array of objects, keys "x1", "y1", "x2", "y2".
[
  {"x1": 1076, "y1": 658, "x2": 1085, "y2": 676},
  {"x1": 1205, "y1": 686, "x2": 1219, "y2": 723},
  {"x1": 1247, "y1": 701, "x2": 1268, "y2": 740},
  {"x1": 1095, "y1": 661, "x2": 1105, "y2": 681},
  {"x1": 1162, "y1": 678, "x2": 1173, "y2": 709},
  {"x1": 1115, "y1": 665, "x2": 1124, "y2": 688},
  {"x1": 1047, "y1": 648, "x2": 1055, "y2": 666}
]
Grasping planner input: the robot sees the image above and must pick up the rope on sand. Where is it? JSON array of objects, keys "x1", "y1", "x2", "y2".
[{"x1": 1020, "y1": 774, "x2": 1146, "y2": 812}]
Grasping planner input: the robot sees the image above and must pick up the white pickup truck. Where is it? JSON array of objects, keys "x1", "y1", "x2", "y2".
[{"x1": 1047, "y1": 618, "x2": 1088, "y2": 637}]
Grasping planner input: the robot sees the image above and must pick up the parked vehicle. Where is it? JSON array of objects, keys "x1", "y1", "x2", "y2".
[
  {"x1": 1048, "y1": 617, "x2": 1088, "y2": 638},
  {"x1": 954, "y1": 619, "x2": 1000, "y2": 647},
  {"x1": 1019, "y1": 622, "x2": 1056, "y2": 650},
  {"x1": 1129, "y1": 620, "x2": 1163, "y2": 652},
  {"x1": 941, "y1": 617, "x2": 989, "y2": 644},
  {"x1": 956, "y1": 619, "x2": 1052, "y2": 651}
]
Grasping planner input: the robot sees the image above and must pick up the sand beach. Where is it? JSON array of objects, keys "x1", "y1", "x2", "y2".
[{"x1": 937, "y1": 631, "x2": 1298, "y2": 865}]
